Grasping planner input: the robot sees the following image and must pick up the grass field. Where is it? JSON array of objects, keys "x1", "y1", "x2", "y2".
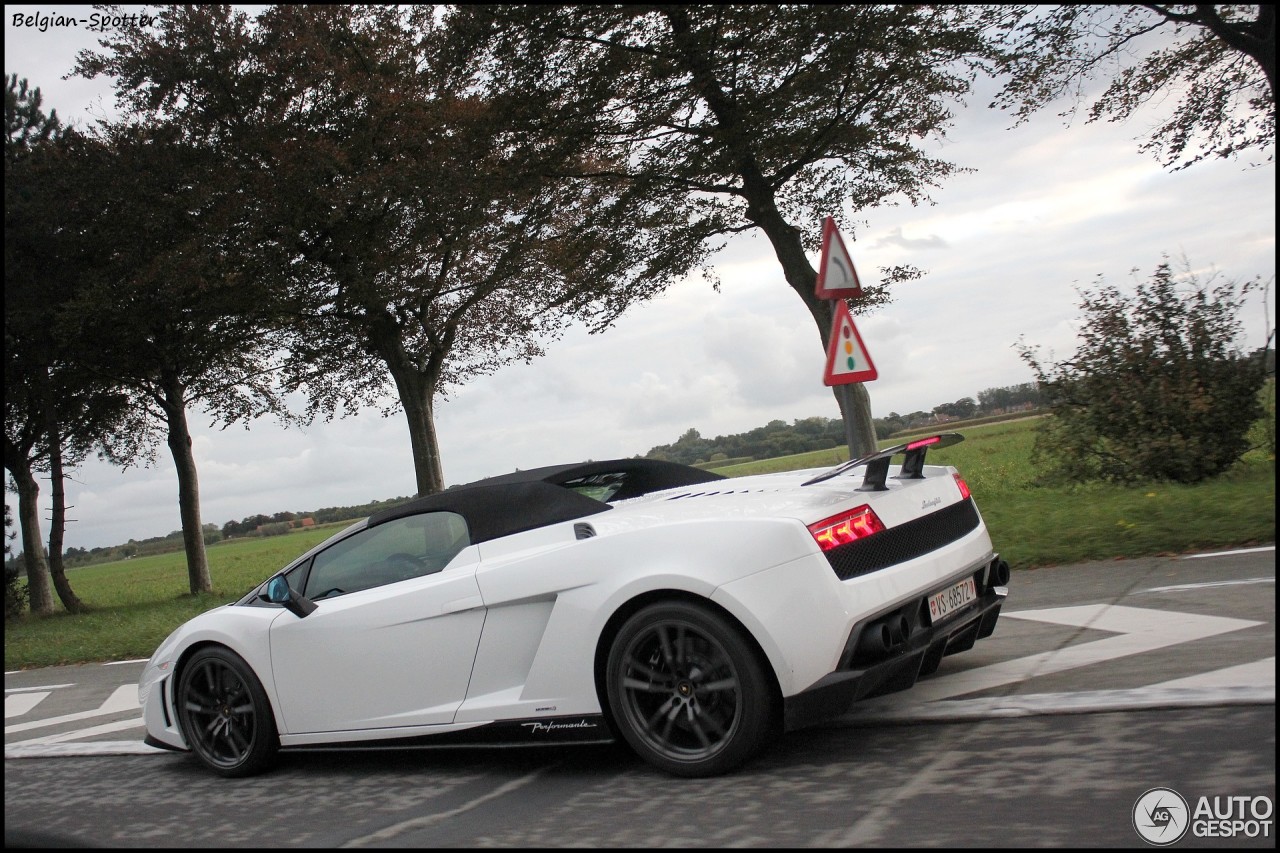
[{"x1": 4, "y1": 416, "x2": 1274, "y2": 669}]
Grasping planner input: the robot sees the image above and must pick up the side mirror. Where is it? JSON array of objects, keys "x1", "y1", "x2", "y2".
[{"x1": 259, "y1": 576, "x2": 317, "y2": 618}]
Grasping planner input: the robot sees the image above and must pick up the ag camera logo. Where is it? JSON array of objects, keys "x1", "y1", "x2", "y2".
[
  {"x1": 1133, "y1": 788, "x2": 1275, "y2": 845},
  {"x1": 1133, "y1": 788, "x2": 1189, "y2": 846}
]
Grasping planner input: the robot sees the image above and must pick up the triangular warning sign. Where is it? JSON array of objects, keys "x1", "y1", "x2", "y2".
[
  {"x1": 823, "y1": 300, "x2": 878, "y2": 385},
  {"x1": 814, "y1": 216, "x2": 862, "y2": 300}
]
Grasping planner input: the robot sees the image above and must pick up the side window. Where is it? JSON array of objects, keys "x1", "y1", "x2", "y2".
[
  {"x1": 284, "y1": 559, "x2": 311, "y2": 596},
  {"x1": 304, "y1": 512, "x2": 470, "y2": 600},
  {"x1": 562, "y1": 472, "x2": 628, "y2": 502}
]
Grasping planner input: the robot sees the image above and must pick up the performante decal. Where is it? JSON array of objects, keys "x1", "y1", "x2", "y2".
[{"x1": 521, "y1": 719, "x2": 599, "y2": 735}]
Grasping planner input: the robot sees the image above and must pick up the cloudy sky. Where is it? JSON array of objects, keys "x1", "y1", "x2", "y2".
[{"x1": 6, "y1": 6, "x2": 1275, "y2": 551}]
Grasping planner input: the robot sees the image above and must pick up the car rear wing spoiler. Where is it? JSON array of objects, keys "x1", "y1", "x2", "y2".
[{"x1": 802, "y1": 433, "x2": 965, "y2": 490}]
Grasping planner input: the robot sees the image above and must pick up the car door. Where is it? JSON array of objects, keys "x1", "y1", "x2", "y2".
[{"x1": 267, "y1": 511, "x2": 485, "y2": 734}]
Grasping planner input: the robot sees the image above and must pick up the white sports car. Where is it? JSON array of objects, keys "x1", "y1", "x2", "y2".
[{"x1": 140, "y1": 433, "x2": 1008, "y2": 778}]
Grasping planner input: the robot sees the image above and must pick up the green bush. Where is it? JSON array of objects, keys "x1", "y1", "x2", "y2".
[
  {"x1": 1019, "y1": 258, "x2": 1267, "y2": 484},
  {"x1": 5, "y1": 561, "x2": 27, "y2": 621}
]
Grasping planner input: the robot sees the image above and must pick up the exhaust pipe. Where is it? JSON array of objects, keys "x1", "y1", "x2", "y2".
[
  {"x1": 856, "y1": 613, "x2": 911, "y2": 660},
  {"x1": 856, "y1": 623, "x2": 893, "y2": 659},
  {"x1": 990, "y1": 559, "x2": 1011, "y2": 589},
  {"x1": 890, "y1": 614, "x2": 911, "y2": 646}
]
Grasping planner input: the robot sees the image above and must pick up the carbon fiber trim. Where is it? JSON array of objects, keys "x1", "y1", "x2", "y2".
[{"x1": 823, "y1": 498, "x2": 981, "y2": 580}]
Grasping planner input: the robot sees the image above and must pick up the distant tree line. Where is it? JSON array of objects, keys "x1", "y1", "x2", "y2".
[
  {"x1": 644, "y1": 384, "x2": 1044, "y2": 466},
  {"x1": 5, "y1": 496, "x2": 417, "y2": 574},
  {"x1": 218, "y1": 497, "x2": 413, "y2": 540}
]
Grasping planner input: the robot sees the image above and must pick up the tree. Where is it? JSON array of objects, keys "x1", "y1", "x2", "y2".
[
  {"x1": 977, "y1": 382, "x2": 1043, "y2": 412},
  {"x1": 993, "y1": 5, "x2": 1276, "y2": 170},
  {"x1": 934, "y1": 397, "x2": 978, "y2": 419},
  {"x1": 471, "y1": 5, "x2": 1004, "y2": 456},
  {"x1": 5, "y1": 74, "x2": 64, "y2": 616},
  {"x1": 1018, "y1": 257, "x2": 1268, "y2": 483},
  {"x1": 78, "y1": 5, "x2": 712, "y2": 496},
  {"x1": 51, "y1": 125, "x2": 298, "y2": 595},
  {"x1": 4, "y1": 74, "x2": 133, "y2": 615}
]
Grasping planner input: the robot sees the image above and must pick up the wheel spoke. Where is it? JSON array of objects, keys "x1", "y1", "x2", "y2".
[
  {"x1": 183, "y1": 693, "x2": 216, "y2": 714},
  {"x1": 686, "y1": 705, "x2": 712, "y2": 748},
  {"x1": 695, "y1": 675, "x2": 739, "y2": 695},
  {"x1": 623, "y1": 676, "x2": 671, "y2": 693},
  {"x1": 656, "y1": 625, "x2": 677, "y2": 670},
  {"x1": 224, "y1": 721, "x2": 250, "y2": 753},
  {"x1": 657, "y1": 703, "x2": 679, "y2": 744},
  {"x1": 624, "y1": 659, "x2": 674, "y2": 685},
  {"x1": 696, "y1": 704, "x2": 728, "y2": 740},
  {"x1": 643, "y1": 696, "x2": 677, "y2": 731}
]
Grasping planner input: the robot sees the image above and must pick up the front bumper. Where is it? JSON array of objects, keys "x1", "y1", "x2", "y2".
[{"x1": 783, "y1": 556, "x2": 1008, "y2": 732}]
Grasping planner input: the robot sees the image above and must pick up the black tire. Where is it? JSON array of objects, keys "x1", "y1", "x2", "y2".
[
  {"x1": 176, "y1": 646, "x2": 279, "y2": 778},
  {"x1": 605, "y1": 601, "x2": 776, "y2": 777}
]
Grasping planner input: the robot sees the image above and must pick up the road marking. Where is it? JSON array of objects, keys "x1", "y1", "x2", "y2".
[
  {"x1": 1151, "y1": 657, "x2": 1276, "y2": 690},
  {"x1": 6, "y1": 739, "x2": 164, "y2": 758},
  {"x1": 1182, "y1": 545, "x2": 1275, "y2": 559},
  {"x1": 344, "y1": 767, "x2": 549, "y2": 847},
  {"x1": 6, "y1": 684, "x2": 74, "y2": 719},
  {"x1": 840, "y1": 683, "x2": 1275, "y2": 725},
  {"x1": 857, "y1": 605, "x2": 1262, "y2": 707},
  {"x1": 5, "y1": 693, "x2": 51, "y2": 719},
  {"x1": 1138, "y1": 577, "x2": 1274, "y2": 594},
  {"x1": 7, "y1": 716, "x2": 145, "y2": 748},
  {"x1": 4, "y1": 685, "x2": 139, "y2": 735}
]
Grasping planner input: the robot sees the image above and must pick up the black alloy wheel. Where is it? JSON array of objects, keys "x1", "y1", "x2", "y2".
[
  {"x1": 606, "y1": 601, "x2": 776, "y2": 777},
  {"x1": 176, "y1": 647, "x2": 279, "y2": 777}
]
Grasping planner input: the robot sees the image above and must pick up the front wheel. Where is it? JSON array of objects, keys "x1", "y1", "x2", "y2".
[
  {"x1": 605, "y1": 601, "x2": 777, "y2": 777},
  {"x1": 176, "y1": 646, "x2": 279, "y2": 777}
]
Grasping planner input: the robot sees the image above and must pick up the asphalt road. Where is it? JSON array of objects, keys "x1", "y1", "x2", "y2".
[{"x1": 5, "y1": 547, "x2": 1275, "y2": 848}]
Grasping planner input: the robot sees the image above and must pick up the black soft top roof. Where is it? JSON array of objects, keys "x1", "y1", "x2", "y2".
[{"x1": 366, "y1": 458, "x2": 726, "y2": 544}]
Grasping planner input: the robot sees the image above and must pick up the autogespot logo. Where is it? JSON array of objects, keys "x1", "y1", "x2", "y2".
[{"x1": 1133, "y1": 787, "x2": 1190, "y2": 846}]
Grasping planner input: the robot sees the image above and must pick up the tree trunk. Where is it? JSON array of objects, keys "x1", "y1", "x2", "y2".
[
  {"x1": 390, "y1": 366, "x2": 445, "y2": 495},
  {"x1": 743, "y1": 200, "x2": 878, "y2": 458},
  {"x1": 663, "y1": 6, "x2": 877, "y2": 458},
  {"x1": 160, "y1": 375, "x2": 212, "y2": 594},
  {"x1": 43, "y1": 406, "x2": 88, "y2": 613},
  {"x1": 10, "y1": 463, "x2": 54, "y2": 615}
]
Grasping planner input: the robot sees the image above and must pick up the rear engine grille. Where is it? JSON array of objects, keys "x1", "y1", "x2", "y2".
[{"x1": 823, "y1": 498, "x2": 981, "y2": 581}]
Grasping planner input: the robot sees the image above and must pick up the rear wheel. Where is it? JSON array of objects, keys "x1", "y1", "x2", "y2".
[
  {"x1": 605, "y1": 601, "x2": 776, "y2": 777},
  {"x1": 177, "y1": 647, "x2": 278, "y2": 777}
]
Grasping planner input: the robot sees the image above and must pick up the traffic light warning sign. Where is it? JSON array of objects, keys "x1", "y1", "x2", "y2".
[{"x1": 823, "y1": 300, "x2": 878, "y2": 386}]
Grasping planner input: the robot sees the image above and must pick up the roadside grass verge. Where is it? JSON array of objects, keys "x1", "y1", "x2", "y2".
[
  {"x1": 4, "y1": 522, "x2": 355, "y2": 669},
  {"x1": 4, "y1": 416, "x2": 1274, "y2": 669}
]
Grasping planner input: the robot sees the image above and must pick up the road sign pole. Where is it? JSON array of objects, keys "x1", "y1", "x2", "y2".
[{"x1": 815, "y1": 216, "x2": 877, "y2": 460}]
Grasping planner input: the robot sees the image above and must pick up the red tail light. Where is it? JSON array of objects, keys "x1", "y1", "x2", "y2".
[
  {"x1": 808, "y1": 505, "x2": 886, "y2": 551},
  {"x1": 953, "y1": 473, "x2": 971, "y2": 500}
]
